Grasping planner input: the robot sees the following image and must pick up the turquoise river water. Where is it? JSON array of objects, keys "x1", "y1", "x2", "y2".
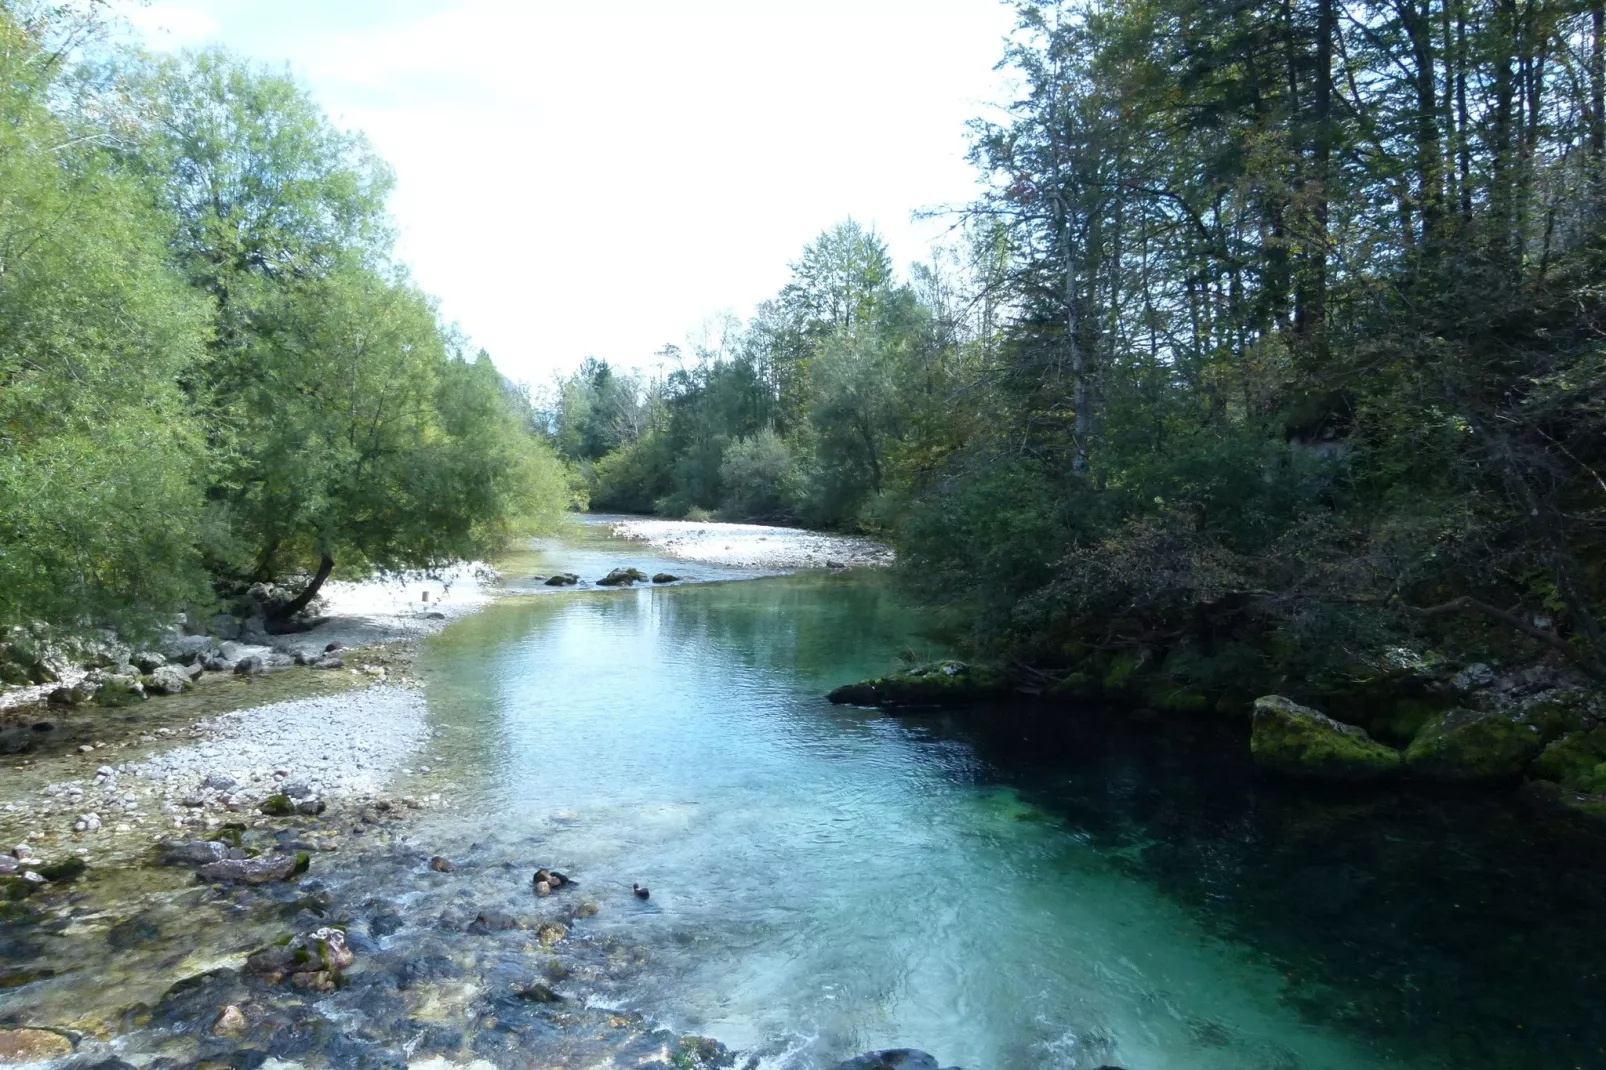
[{"x1": 386, "y1": 520, "x2": 1606, "y2": 1069}]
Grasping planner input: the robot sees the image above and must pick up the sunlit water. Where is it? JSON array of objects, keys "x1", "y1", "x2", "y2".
[{"x1": 384, "y1": 520, "x2": 1606, "y2": 1070}]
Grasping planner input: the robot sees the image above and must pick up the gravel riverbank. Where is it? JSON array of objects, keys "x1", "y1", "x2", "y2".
[{"x1": 607, "y1": 517, "x2": 894, "y2": 570}]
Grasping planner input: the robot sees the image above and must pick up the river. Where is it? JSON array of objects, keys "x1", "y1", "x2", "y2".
[
  {"x1": 395, "y1": 518, "x2": 1606, "y2": 1069},
  {"x1": 4, "y1": 517, "x2": 1605, "y2": 1069}
]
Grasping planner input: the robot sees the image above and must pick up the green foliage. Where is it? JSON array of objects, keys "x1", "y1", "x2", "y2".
[
  {"x1": 719, "y1": 430, "x2": 794, "y2": 520},
  {"x1": 0, "y1": 11, "x2": 213, "y2": 633},
  {"x1": 0, "y1": 11, "x2": 567, "y2": 640}
]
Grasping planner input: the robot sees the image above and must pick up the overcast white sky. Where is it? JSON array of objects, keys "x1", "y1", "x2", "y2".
[{"x1": 114, "y1": 1, "x2": 1016, "y2": 386}]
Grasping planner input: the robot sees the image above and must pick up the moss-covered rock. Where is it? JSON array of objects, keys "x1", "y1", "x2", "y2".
[
  {"x1": 258, "y1": 794, "x2": 294, "y2": 817},
  {"x1": 827, "y1": 661, "x2": 1009, "y2": 711},
  {"x1": 1529, "y1": 728, "x2": 1606, "y2": 794},
  {"x1": 1250, "y1": 695, "x2": 1403, "y2": 782},
  {"x1": 1404, "y1": 707, "x2": 1546, "y2": 781}
]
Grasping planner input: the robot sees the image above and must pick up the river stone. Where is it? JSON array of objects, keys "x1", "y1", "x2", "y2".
[
  {"x1": 132, "y1": 650, "x2": 166, "y2": 673},
  {"x1": 596, "y1": 567, "x2": 649, "y2": 587},
  {"x1": 1250, "y1": 695, "x2": 1402, "y2": 781},
  {"x1": 160, "y1": 839, "x2": 228, "y2": 865},
  {"x1": 144, "y1": 663, "x2": 194, "y2": 695},
  {"x1": 198, "y1": 853, "x2": 306, "y2": 884},
  {"x1": 543, "y1": 572, "x2": 580, "y2": 586},
  {"x1": 828, "y1": 661, "x2": 1009, "y2": 710},
  {"x1": 0, "y1": 1028, "x2": 72, "y2": 1063},
  {"x1": 833, "y1": 1051, "x2": 959, "y2": 1070},
  {"x1": 1404, "y1": 706, "x2": 1546, "y2": 781}
]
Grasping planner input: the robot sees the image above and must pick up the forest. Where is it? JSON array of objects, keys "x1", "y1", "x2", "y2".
[
  {"x1": 0, "y1": 4, "x2": 568, "y2": 649},
  {"x1": 544, "y1": 0, "x2": 1606, "y2": 702},
  {"x1": 3, "y1": 0, "x2": 1605, "y2": 704}
]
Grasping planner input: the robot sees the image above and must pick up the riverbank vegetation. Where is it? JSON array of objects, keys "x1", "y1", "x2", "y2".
[
  {"x1": 0, "y1": 6, "x2": 567, "y2": 647},
  {"x1": 548, "y1": 0, "x2": 1606, "y2": 706}
]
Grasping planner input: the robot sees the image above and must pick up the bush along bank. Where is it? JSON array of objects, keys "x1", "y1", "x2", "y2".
[{"x1": 828, "y1": 654, "x2": 1606, "y2": 812}]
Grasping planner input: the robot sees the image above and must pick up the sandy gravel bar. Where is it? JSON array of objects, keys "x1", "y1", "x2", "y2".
[{"x1": 606, "y1": 518, "x2": 894, "y2": 570}]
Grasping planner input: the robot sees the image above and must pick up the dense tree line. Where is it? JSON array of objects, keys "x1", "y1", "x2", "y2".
[
  {"x1": 0, "y1": 5, "x2": 566, "y2": 639},
  {"x1": 551, "y1": 0, "x2": 1606, "y2": 697}
]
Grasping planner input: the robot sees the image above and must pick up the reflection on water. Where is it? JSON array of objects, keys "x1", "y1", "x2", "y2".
[{"x1": 409, "y1": 560, "x2": 1594, "y2": 1070}]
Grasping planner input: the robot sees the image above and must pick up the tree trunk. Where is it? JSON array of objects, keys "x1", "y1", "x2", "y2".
[{"x1": 267, "y1": 551, "x2": 335, "y2": 625}]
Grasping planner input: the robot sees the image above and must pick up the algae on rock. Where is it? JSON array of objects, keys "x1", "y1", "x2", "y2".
[
  {"x1": 1250, "y1": 695, "x2": 1403, "y2": 781},
  {"x1": 828, "y1": 661, "x2": 1009, "y2": 710},
  {"x1": 1403, "y1": 707, "x2": 1546, "y2": 781}
]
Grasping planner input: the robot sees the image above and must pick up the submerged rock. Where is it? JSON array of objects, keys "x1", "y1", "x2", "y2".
[
  {"x1": 651, "y1": 573, "x2": 681, "y2": 584},
  {"x1": 0, "y1": 1028, "x2": 72, "y2": 1064},
  {"x1": 1250, "y1": 695, "x2": 1402, "y2": 781},
  {"x1": 159, "y1": 840, "x2": 228, "y2": 865},
  {"x1": 197, "y1": 852, "x2": 307, "y2": 885},
  {"x1": 834, "y1": 1051, "x2": 959, "y2": 1070},
  {"x1": 246, "y1": 926, "x2": 354, "y2": 987},
  {"x1": 543, "y1": 572, "x2": 580, "y2": 586},
  {"x1": 827, "y1": 661, "x2": 1009, "y2": 710},
  {"x1": 1404, "y1": 706, "x2": 1546, "y2": 781}
]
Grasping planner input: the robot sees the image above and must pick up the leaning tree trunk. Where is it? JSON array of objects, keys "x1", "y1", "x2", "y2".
[{"x1": 267, "y1": 551, "x2": 335, "y2": 626}]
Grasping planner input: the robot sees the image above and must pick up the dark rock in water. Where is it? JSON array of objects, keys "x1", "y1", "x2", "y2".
[
  {"x1": 35, "y1": 857, "x2": 85, "y2": 883},
  {"x1": 246, "y1": 927, "x2": 354, "y2": 987},
  {"x1": 828, "y1": 661, "x2": 1010, "y2": 711},
  {"x1": 596, "y1": 567, "x2": 650, "y2": 587},
  {"x1": 234, "y1": 655, "x2": 266, "y2": 676},
  {"x1": 833, "y1": 1050, "x2": 959, "y2": 1070},
  {"x1": 1250, "y1": 695, "x2": 1402, "y2": 782},
  {"x1": 105, "y1": 914, "x2": 163, "y2": 949},
  {"x1": 198, "y1": 853, "x2": 306, "y2": 885},
  {"x1": 651, "y1": 573, "x2": 681, "y2": 584},
  {"x1": 467, "y1": 910, "x2": 518, "y2": 933},
  {"x1": 514, "y1": 981, "x2": 563, "y2": 1002},
  {"x1": 429, "y1": 855, "x2": 456, "y2": 873},
  {"x1": 543, "y1": 572, "x2": 580, "y2": 586},
  {"x1": 633, "y1": 883, "x2": 650, "y2": 899},
  {"x1": 324, "y1": 641, "x2": 344, "y2": 652},
  {"x1": 1405, "y1": 705, "x2": 1546, "y2": 781},
  {"x1": 532, "y1": 867, "x2": 569, "y2": 893}
]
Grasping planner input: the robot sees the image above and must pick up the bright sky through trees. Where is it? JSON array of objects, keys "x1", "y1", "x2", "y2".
[{"x1": 116, "y1": 0, "x2": 1015, "y2": 384}]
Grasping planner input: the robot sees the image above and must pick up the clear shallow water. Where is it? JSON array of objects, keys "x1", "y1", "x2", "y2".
[{"x1": 398, "y1": 523, "x2": 1606, "y2": 1070}]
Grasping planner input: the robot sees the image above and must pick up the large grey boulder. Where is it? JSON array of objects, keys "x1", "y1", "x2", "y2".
[{"x1": 144, "y1": 664, "x2": 194, "y2": 695}]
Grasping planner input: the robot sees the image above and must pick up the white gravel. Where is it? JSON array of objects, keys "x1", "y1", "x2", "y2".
[
  {"x1": 606, "y1": 518, "x2": 894, "y2": 570},
  {"x1": 130, "y1": 686, "x2": 427, "y2": 807}
]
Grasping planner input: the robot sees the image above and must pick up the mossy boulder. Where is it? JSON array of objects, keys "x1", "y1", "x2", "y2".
[
  {"x1": 542, "y1": 573, "x2": 580, "y2": 587},
  {"x1": 1529, "y1": 727, "x2": 1606, "y2": 793},
  {"x1": 1250, "y1": 695, "x2": 1403, "y2": 782},
  {"x1": 1404, "y1": 706, "x2": 1546, "y2": 781},
  {"x1": 828, "y1": 661, "x2": 1010, "y2": 711}
]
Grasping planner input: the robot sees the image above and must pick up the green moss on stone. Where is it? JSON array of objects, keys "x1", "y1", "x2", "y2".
[
  {"x1": 1530, "y1": 731, "x2": 1606, "y2": 793},
  {"x1": 1404, "y1": 707, "x2": 1546, "y2": 781},
  {"x1": 826, "y1": 661, "x2": 1009, "y2": 710},
  {"x1": 259, "y1": 794, "x2": 294, "y2": 817},
  {"x1": 1250, "y1": 695, "x2": 1403, "y2": 782}
]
